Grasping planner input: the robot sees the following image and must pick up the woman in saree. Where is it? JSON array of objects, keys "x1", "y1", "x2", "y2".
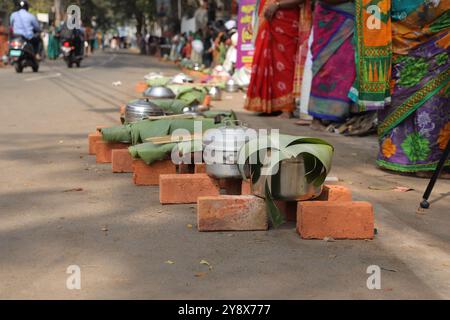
[
  {"x1": 244, "y1": 0, "x2": 307, "y2": 118},
  {"x1": 353, "y1": 0, "x2": 449, "y2": 176},
  {"x1": 307, "y1": 1, "x2": 359, "y2": 127},
  {"x1": 47, "y1": 24, "x2": 60, "y2": 60}
]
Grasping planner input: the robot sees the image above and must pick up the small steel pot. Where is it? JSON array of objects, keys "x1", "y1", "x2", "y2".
[
  {"x1": 143, "y1": 86, "x2": 176, "y2": 99},
  {"x1": 208, "y1": 86, "x2": 222, "y2": 101},
  {"x1": 125, "y1": 99, "x2": 165, "y2": 123},
  {"x1": 192, "y1": 63, "x2": 202, "y2": 71},
  {"x1": 171, "y1": 73, "x2": 194, "y2": 84},
  {"x1": 251, "y1": 155, "x2": 323, "y2": 201},
  {"x1": 203, "y1": 120, "x2": 250, "y2": 179},
  {"x1": 225, "y1": 79, "x2": 240, "y2": 93}
]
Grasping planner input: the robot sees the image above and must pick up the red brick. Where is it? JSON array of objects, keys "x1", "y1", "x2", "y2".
[
  {"x1": 133, "y1": 160, "x2": 176, "y2": 186},
  {"x1": 119, "y1": 105, "x2": 126, "y2": 115},
  {"x1": 297, "y1": 201, "x2": 374, "y2": 240},
  {"x1": 274, "y1": 200, "x2": 297, "y2": 222},
  {"x1": 195, "y1": 163, "x2": 207, "y2": 174},
  {"x1": 241, "y1": 180, "x2": 252, "y2": 195},
  {"x1": 88, "y1": 132, "x2": 102, "y2": 155},
  {"x1": 198, "y1": 195, "x2": 268, "y2": 231},
  {"x1": 112, "y1": 149, "x2": 134, "y2": 173},
  {"x1": 135, "y1": 81, "x2": 148, "y2": 93},
  {"x1": 159, "y1": 174, "x2": 220, "y2": 204},
  {"x1": 316, "y1": 185, "x2": 352, "y2": 202},
  {"x1": 219, "y1": 178, "x2": 242, "y2": 195},
  {"x1": 95, "y1": 141, "x2": 129, "y2": 163}
]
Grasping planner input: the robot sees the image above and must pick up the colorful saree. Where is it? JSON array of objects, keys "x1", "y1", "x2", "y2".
[
  {"x1": 377, "y1": 0, "x2": 450, "y2": 172},
  {"x1": 350, "y1": 0, "x2": 392, "y2": 110},
  {"x1": 244, "y1": 0, "x2": 301, "y2": 113},
  {"x1": 308, "y1": 1, "x2": 357, "y2": 122}
]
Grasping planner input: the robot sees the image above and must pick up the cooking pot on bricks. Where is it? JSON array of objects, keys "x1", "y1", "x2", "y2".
[
  {"x1": 171, "y1": 73, "x2": 194, "y2": 84},
  {"x1": 208, "y1": 86, "x2": 222, "y2": 101},
  {"x1": 203, "y1": 120, "x2": 251, "y2": 179},
  {"x1": 143, "y1": 86, "x2": 176, "y2": 99},
  {"x1": 225, "y1": 79, "x2": 240, "y2": 93},
  {"x1": 125, "y1": 99, "x2": 165, "y2": 123},
  {"x1": 251, "y1": 154, "x2": 323, "y2": 201}
]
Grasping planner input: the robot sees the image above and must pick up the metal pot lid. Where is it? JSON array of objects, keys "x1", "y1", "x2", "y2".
[
  {"x1": 126, "y1": 99, "x2": 165, "y2": 113},
  {"x1": 143, "y1": 86, "x2": 176, "y2": 99},
  {"x1": 127, "y1": 99, "x2": 156, "y2": 108},
  {"x1": 203, "y1": 120, "x2": 250, "y2": 151}
]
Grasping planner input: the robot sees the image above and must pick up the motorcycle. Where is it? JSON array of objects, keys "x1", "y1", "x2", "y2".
[
  {"x1": 8, "y1": 36, "x2": 39, "y2": 73},
  {"x1": 61, "y1": 39, "x2": 83, "y2": 68}
]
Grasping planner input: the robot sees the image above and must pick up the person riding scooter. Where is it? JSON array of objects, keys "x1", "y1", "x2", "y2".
[
  {"x1": 10, "y1": 0, "x2": 42, "y2": 59},
  {"x1": 59, "y1": 18, "x2": 84, "y2": 68}
]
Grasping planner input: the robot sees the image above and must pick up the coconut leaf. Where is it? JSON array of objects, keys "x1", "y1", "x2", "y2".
[{"x1": 264, "y1": 180, "x2": 285, "y2": 228}]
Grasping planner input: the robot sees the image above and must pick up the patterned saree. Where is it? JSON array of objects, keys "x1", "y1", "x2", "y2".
[
  {"x1": 308, "y1": 1, "x2": 357, "y2": 122},
  {"x1": 244, "y1": 0, "x2": 302, "y2": 113},
  {"x1": 376, "y1": 0, "x2": 450, "y2": 172}
]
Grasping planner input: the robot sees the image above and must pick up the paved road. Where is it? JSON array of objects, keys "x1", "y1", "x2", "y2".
[{"x1": 0, "y1": 51, "x2": 448, "y2": 299}]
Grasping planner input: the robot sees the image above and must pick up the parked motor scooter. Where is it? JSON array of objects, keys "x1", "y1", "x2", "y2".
[{"x1": 8, "y1": 36, "x2": 39, "y2": 73}]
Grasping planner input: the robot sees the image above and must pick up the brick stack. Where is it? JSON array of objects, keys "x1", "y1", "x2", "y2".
[{"x1": 87, "y1": 106, "x2": 374, "y2": 240}]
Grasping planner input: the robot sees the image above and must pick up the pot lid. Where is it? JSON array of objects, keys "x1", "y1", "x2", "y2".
[
  {"x1": 126, "y1": 99, "x2": 165, "y2": 113},
  {"x1": 203, "y1": 120, "x2": 251, "y2": 150},
  {"x1": 143, "y1": 86, "x2": 176, "y2": 99}
]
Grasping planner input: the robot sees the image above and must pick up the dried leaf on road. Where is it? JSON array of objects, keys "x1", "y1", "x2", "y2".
[
  {"x1": 368, "y1": 184, "x2": 394, "y2": 191},
  {"x1": 165, "y1": 260, "x2": 175, "y2": 265},
  {"x1": 63, "y1": 188, "x2": 84, "y2": 192},
  {"x1": 381, "y1": 267, "x2": 398, "y2": 273},
  {"x1": 194, "y1": 272, "x2": 207, "y2": 278},
  {"x1": 200, "y1": 259, "x2": 213, "y2": 270},
  {"x1": 393, "y1": 186, "x2": 414, "y2": 192}
]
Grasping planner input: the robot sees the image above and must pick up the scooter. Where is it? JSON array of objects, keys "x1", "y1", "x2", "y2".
[
  {"x1": 61, "y1": 39, "x2": 83, "y2": 68},
  {"x1": 8, "y1": 36, "x2": 39, "y2": 73}
]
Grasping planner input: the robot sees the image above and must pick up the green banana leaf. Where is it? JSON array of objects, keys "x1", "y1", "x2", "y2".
[
  {"x1": 129, "y1": 142, "x2": 176, "y2": 164},
  {"x1": 103, "y1": 112, "x2": 237, "y2": 165},
  {"x1": 237, "y1": 134, "x2": 334, "y2": 228},
  {"x1": 101, "y1": 111, "x2": 236, "y2": 146},
  {"x1": 146, "y1": 77, "x2": 171, "y2": 87}
]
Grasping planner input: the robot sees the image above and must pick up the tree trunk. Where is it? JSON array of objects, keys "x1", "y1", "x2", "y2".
[{"x1": 135, "y1": 12, "x2": 144, "y2": 54}]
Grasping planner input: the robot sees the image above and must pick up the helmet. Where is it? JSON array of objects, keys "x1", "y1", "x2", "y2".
[{"x1": 18, "y1": 1, "x2": 29, "y2": 11}]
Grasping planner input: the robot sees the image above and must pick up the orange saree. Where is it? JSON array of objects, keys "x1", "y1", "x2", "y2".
[{"x1": 244, "y1": 0, "x2": 302, "y2": 113}]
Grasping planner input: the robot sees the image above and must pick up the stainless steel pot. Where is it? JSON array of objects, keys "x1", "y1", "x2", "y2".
[
  {"x1": 203, "y1": 120, "x2": 250, "y2": 179},
  {"x1": 143, "y1": 86, "x2": 176, "y2": 99},
  {"x1": 251, "y1": 155, "x2": 323, "y2": 201},
  {"x1": 225, "y1": 79, "x2": 240, "y2": 93},
  {"x1": 125, "y1": 99, "x2": 165, "y2": 123},
  {"x1": 182, "y1": 104, "x2": 207, "y2": 116},
  {"x1": 192, "y1": 63, "x2": 202, "y2": 71},
  {"x1": 208, "y1": 86, "x2": 222, "y2": 101},
  {"x1": 171, "y1": 73, "x2": 194, "y2": 84}
]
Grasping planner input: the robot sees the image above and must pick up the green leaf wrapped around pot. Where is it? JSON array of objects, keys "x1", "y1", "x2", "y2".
[
  {"x1": 237, "y1": 134, "x2": 334, "y2": 228},
  {"x1": 146, "y1": 77, "x2": 172, "y2": 87},
  {"x1": 167, "y1": 85, "x2": 208, "y2": 105},
  {"x1": 102, "y1": 111, "x2": 236, "y2": 146}
]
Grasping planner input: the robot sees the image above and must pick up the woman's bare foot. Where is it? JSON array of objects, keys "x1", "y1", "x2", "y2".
[
  {"x1": 310, "y1": 118, "x2": 327, "y2": 131},
  {"x1": 278, "y1": 111, "x2": 293, "y2": 119}
]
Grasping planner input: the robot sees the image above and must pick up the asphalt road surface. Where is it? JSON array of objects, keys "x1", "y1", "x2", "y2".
[{"x1": 0, "y1": 51, "x2": 449, "y2": 299}]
